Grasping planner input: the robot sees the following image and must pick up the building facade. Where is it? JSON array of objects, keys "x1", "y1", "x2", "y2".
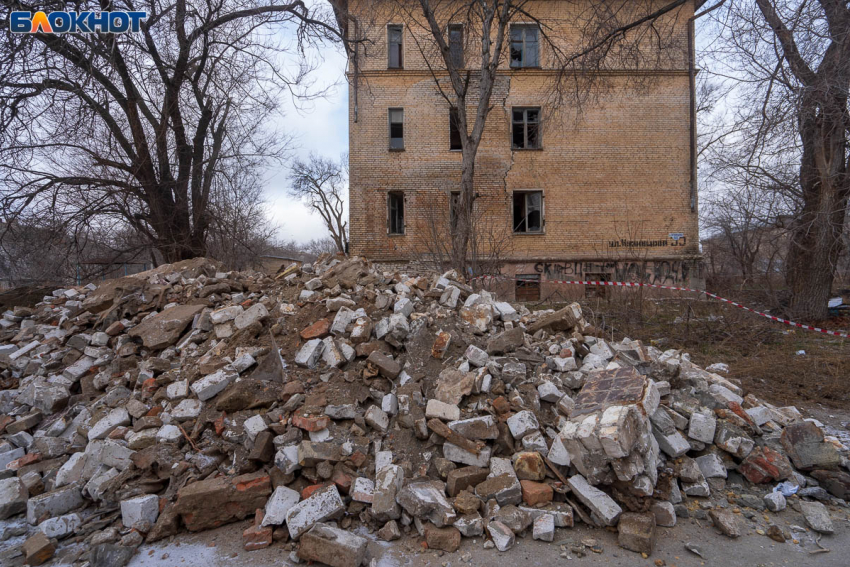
[{"x1": 347, "y1": 0, "x2": 703, "y2": 299}]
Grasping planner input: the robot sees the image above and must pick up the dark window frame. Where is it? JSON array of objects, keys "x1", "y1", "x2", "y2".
[
  {"x1": 448, "y1": 24, "x2": 464, "y2": 69},
  {"x1": 388, "y1": 191, "x2": 405, "y2": 235},
  {"x1": 510, "y1": 24, "x2": 540, "y2": 68},
  {"x1": 512, "y1": 190, "x2": 544, "y2": 234},
  {"x1": 388, "y1": 108, "x2": 404, "y2": 150},
  {"x1": 388, "y1": 24, "x2": 403, "y2": 69},
  {"x1": 512, "y1": 107, "x2": 541, "y2": 150},
  {"x1": 449, "y1": 108, "x2": 462, "y2": 150}
]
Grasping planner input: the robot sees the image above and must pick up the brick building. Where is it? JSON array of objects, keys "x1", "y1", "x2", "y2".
[{"x1": 346, "y1": 0, "x2": 704, "y2": 300}]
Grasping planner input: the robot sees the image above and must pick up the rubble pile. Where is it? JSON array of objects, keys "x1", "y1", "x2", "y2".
[{"x1": 0, "y1": 256, "x2": 848, "y2": 566}]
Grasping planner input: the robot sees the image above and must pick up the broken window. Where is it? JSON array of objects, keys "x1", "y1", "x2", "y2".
[
  {"x1": 388, "y1": 192, "x2": 405, "y2": 234},
  {"x1": 513, "y1": 191, "x2": 543, "y2": 233},
  {"x1": 449, "y1": 108, "x2": 462, "y2": 150},
  {"x1": 448, "y1": 24, "x2": 464, "y2": 68},
  {"x1": 515, "y1": 274, "x2": 541, "y2": 302},
  {"x1": 389, "y1": 108, "x2": 404, "y2": 150},
  {"x1": 388, "y1": 25, "x2": 403, "y2": 68},
  {"x1": 510, "y1": 25, "x2": 539, "y2": 68},
  {"x1": 512, "y1": 107, "x2": 540, "y2": 149}
]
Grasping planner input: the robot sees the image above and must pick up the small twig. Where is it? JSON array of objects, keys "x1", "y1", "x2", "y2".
[{"x1": 178, "y1": 423, "x2": 200, "y2": 452}]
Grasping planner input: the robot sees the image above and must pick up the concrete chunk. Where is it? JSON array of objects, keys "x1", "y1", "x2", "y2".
[
  {"x1": 286, "y1": 485, "x2": 345, "y2": 539},
  {"x1": 121, "y1": 494, "x2": 159, "y2": 530},
  {"x1": 298, "y1": 523, "x2": 368, "y2": 567},
  {"x1": 567, "y1": 475, "x2": 622, "y2": 526}
]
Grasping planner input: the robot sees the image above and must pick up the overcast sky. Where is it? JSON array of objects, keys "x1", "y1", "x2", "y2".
[{"x1": 264, "y1": 46, "x2": 349, "y2": 244}]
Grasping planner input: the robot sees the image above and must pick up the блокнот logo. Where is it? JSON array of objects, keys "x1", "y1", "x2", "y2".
[{"x1": 10, "y1": 11, "x2": 147, "y2": 33}]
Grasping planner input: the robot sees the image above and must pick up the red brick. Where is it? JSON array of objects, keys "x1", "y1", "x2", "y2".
[
  {"x1": 520, "y1": 480, "x2": 553, "y2": 506},
  {"x1": 300, "y1": 319, "x2": 331, "y2": 340}
]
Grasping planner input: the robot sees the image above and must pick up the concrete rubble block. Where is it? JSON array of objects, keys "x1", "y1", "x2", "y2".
[
  {"x1": 38, "y1": 513, "x2": 82, "y2": 539},
  {"x1": 800, "y1": 501, "x2": 834, "y2": 534},
  {"x1": 443, "y1": 442, "x2": 491, "y2": 468},
  {"x1": 377, "y1": 519, "x2": 402, "y2": 541},
  {"x1": 763, "y1": 492, "x2": 786, "y2": 512},
  {"x1": 424, "y1": 525, "x2": 462, "y2": 552},
  {"x1": 285, "y1": 484, "x2": 346, "y2": 540},
  {"x1": 507, "y1": 410, "x2": 540, "y2": 439},
  {"x1": 653, "y1": 426, "x2": 691, "y2": 458},
  {"x1": 298, "y1": 523, "x2": 368, "y2": 567},
  {"x1": 527, "y1": 302, "x2": 584, "y2": 334},
  {"x1": 367, "y1": 350, "x2": 401, "y2": 379},
  {"x1": 298, "y1": 441, "x2": 342, "y2": 466},
  {"x1": 295, "y1": 338, "x2": 325, "y2": 369},
  {"x1": 431, "y1": 329, "x2": 452, "y2": 359},
  {"x1": 375, "y1": 450, "x2": 393, "y2": 472},
  {"x1": 486, "y1": 327, "x2": 524, "y2": 355},
  {"x1": 694, "y1": 453, "x2": 727, "y2": 479},
  {"x1": 597, "y1": 405, "x2": 641, "y2": 459},
  {"x1": 262, "y1": 485, "x2": 301, "y2": 527},
  {"x1": 191, "y1": 369, "x2": 238, "y2": 401},
  {"x1": 550, "y1": 356, "x2": 578, "y2": 373},
  {"x1": 454, "y1": 512, "x2": 484, "y2": 537},
  {"x1": 487, "y1": 520, "x2": 515, "y2": 551},
  {"x1": 210, "y1": 305, "x2": 243, "y2": 325},
  {"x1": 0, "y1": 477, "x2": 28, "y2": 519},
  {"x1": 275, "y1": 445, "x2": 301, "y2": 474},
  {"x1": 128, "y1": 303, "x2": 205, "y2": 349},
  {"x1": 567, "y1": 475, "x2": 622, "y2": 527},
  {"x1": 440, "y1": 286, "x2": 461, "y2": 309},
  {"x1": 351, "y1": 477, "x2": 375, "y2": 503},
  {"x1": 234, "y1": 303, "x2": 269, "y2": 329},
  {"x1": 396, "y1": 481, "x2": 457, "y2": 527},
  {"x1": 55, "y1": 452, "x2": 86, "y2": 487},
  {"x1": 326, "y1": 404, "x2": 357, "y2": 420},
  {"x1": 650, "y1": 501, "x2": 676, "y2": 527},
  {"x1": 494, "y1": 302, "x2": 519, "y2": 322},
  {"x1": 364, "y1": 405, "x2": 390, "y2": 433},
  {"x1": 458, "y1": 345, "x2": 489, "y2": 371},
  {"x1": 713, "y1": 422, "x2": 755, "y2": 459},
  {"x1": 320, "y1": 337, "x2": 347, "y2": 368},
  {"x1": 449, "y1": 416, "x2": 498, "y2": 440},
  {"x1": 349, "y1": 317, "x2": 373, "y2": 344},
  {"x1": 546, "y1": 433, "x2": 571, "y2": 468},
  {"x1": 617, "y1": 512, "x2": 656, "y2": 555},
  {"x1": 434, "y1": 368, "x2": 475, "y2": 405},
  {"x1": 394, "y1": 298, "x2": 414, "y2": 317},
  {"x1": 121, "y1": 494, "x2": 159, "y2": 530},
  {"x1": 709, "y1": 508, "x2": 744, "y2": 538},
  {"x1": 538, "y1": 381, "x2": 566, "y2": 405},
  {"x1": 425, "y1": 399, "x2": 460, "y2": 421},
  {"x1": 173, "y1": 471, "x2": 271, "y2": 532},
  {"x1": 22, "y1": 531, "x2": 55, "y2": 566},
  {"x1": 687, "y1": 412, "x2": 717, "y2": 444},
  {"x1": 446, "y1": 466, "x2": 489, "y2": 497},
  {"x1": 27, "y1": 483, "x2": 84, "y2": 525},
  {"x1": 170, "y1": 400, "x2": 201, "y2": 422},
  {"x1": 780, "y1": 421, "x2": 841, "y2": 471},
  {"x1": 331, "y1": 307, "x2": 356, "y2": 336},
  {"x1": 475, "y1": 474, "x2": 522, "y2": 507},
  {"x1": 372, "y1": 464, "x2": 404, "y2": 521},
  {"x1": 87, "y1": 407, "x2": 130, "y2": 441},
  {"x1": 532, "y1": 513, "x2": 555, "y2": 541}
]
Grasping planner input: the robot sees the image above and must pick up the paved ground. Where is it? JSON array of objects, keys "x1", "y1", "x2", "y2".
[{"x1": 122, "y1": 505, "x2": 849, "y2": 567}]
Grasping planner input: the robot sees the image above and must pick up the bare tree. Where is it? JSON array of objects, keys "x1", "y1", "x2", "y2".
[
  {"x1": 703, "y1": 0, "x2": 850, "y2": 319},
  {"x1": 289, "y1": 154, "x2": 349, "y2": 254},
  {"x1": 350, "y1": 0, "x2": 697, "y2": 274},
  {"x1": 0, "y1": 0, "x2": 343, "y2": 263}
]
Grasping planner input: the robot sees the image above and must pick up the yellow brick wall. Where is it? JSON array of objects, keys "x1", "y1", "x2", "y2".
[{"x1": 347, "y1": 0, "x2": 702, "y2": 288}]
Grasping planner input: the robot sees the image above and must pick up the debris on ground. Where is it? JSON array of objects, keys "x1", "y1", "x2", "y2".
[{"x1": 0, "y1": 255, "x2": 847, "y2": 566}]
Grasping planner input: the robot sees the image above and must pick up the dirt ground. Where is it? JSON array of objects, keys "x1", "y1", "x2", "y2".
[{"x1": 119, "y1": 504, "x2": 849, "y2": 567}]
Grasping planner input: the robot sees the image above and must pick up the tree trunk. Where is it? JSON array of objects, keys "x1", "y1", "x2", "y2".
[
  {"x1": 452, "y1": 149, "x2": 476, "y2": 275},
  {"x1": 785, "y1": 94, "x2": 849, "y2": 321}
]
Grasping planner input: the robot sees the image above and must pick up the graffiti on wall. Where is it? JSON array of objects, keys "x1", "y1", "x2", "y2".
[{"x1": 532, "y1": 260, "x2": 700, "y2": 285}]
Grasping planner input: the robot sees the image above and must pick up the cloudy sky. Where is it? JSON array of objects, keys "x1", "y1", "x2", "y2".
[{"x1": 264, "y1": 46, "x2": 349, "y2": 244}]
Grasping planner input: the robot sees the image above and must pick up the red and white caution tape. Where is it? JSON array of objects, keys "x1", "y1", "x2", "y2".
[{"x1": 470, "y1": 275, "x2": 849, "y2": 339}]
